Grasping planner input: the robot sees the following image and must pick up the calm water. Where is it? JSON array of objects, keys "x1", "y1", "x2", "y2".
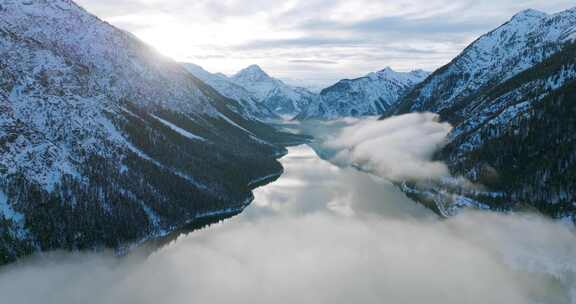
[{"x1": 245, "y1": 144, "x2": 433, "y2": 221}]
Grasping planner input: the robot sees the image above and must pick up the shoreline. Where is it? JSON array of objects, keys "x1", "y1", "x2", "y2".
[{"x1": 124, "y1": 151, "x2": 290, "y2": 258}]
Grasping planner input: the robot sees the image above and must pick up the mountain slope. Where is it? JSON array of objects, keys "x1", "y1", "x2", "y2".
[
  {"x1": 388, "y1": 7, "x2": 576, "y2": 221},
  {"x1": 0, "y1": 0, "x2": 302, "y2": 264},
  {"x1": 298, "y1": 67, "x2": 429, "y2": 120},
  {"x1": 434, "y1": 41, "x2": 576, "y2": 220},
  {"x1": 183, "y1": 63, "x2": 278, "y2": 120},
  {"x1": 229, "y1": 65, "x2": 319, "y2": 118},
  {"x1": 392, "y1": 8, "x2": 576, "y2": 122}
]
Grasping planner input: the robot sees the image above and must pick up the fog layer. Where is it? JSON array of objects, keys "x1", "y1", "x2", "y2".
[
  {"x1": 0, "y1": 125, "x2": 574, "y2": 304},
  {"x1": 324, "y1": 113, "x2": 452, "y2": 181}
]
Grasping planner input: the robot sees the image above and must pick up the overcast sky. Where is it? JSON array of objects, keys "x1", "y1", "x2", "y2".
[{"x1": 76, "y1": 0, "x2": 575, "y2": 86}]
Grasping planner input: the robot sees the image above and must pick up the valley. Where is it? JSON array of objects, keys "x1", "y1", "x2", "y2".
[{"x1": 0, "y1": 1, "x2": 576, "y2": 303}]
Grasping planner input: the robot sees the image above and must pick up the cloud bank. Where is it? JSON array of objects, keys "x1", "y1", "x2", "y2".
[
  {"x1": 325, "y1": 113, "x2": 453, "y2": 182},
  {"x1": 0, "y1": 212, "x2": 574, "y2": 304},
  {"x1": 0, "y1": 145, "x2": 574, "y2": 304}
]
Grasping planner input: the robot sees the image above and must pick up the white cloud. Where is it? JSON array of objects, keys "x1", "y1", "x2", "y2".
[
  {"x1": 325, "y1": 113, "x2": 453, "y2": 182},
  {"x1": 0, "y1": 212, "x2": 574, "y2": 304}
]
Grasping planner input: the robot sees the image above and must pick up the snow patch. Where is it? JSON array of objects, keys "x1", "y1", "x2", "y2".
[
  {"x1": 151, "y1": 115, "x2": 206, "y2": 141},
  {"x1": 217, "y1": 113, "x2": 254, "y2": 135}
]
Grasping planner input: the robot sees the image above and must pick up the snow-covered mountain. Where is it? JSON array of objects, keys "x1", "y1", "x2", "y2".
[
  {"x1": 393, "y1": 7, "x2": 576, "y2": 122},
  {"x1": 0, "y1": 0, "x2": 303, "y2": 264},
  {"x1": 280, "y1": 78, "x2": 327, "y2": 94},
  {"x1": 184, "y1": 63, "x2": 427, "y2": 121},
  {"x1": 389, "y1": 7, "x2": 576, "y2": 221},
  {"x1": 297, "y1": 67, "x2": 429, "y2": 120},
  {"x1": 229, "y1": 65, "x2": 319, "y2": 118},
  {"x1": 182, "y1": 63, "x2": 278, "y2": 120}
]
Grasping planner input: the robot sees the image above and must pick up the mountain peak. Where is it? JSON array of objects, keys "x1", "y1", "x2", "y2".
[
  {"x1": 369, "y1": 67, "x2": 399, "y2": 79},
  {"x1": 408, "y1": 69, "x2": 431, "y2": 79},
  {"x1": 511, "y1": 9, "x2": 547, "y2": 22},
  {"x1": 233, "y1": 64, "x2": 271, "y2": 81},
  {"x1": 379, "y1": 66, "x2": 395, "y2": 73},
  {"x1": 243, "y1": 64, "x2": 267, "y2": 74},
  {"x1": 247, "y1": 64, "x2": 262, "y2": 69},
  {"x1": 363, "y1": 67, "x2": 430, "y2": 85}
]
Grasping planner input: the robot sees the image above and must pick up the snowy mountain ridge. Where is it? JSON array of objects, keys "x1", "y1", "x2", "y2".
[
  {"x1": 184, "y1": 63, "x2": 319, "y2": 119},
  {"x1": 184, "y1": 63, "x2": 431, "y2": 121},
  {"x1": 388, "y1": 6, "x2": 576, "y2": 222},
  {"x1": 229, "y1": 65, "x2": 319, "y2": 118},
  {"x1": 393, "y1": 6, "x2": 576, "y2": 120},
  {"x1": 365, "y1": 67, "x2": 429, "y2": 85},
  {"x1": 182, "y1": 63, "x2": 278, "y2": 120},
  {"x1": 297, "y1": 67, "x2": 430, "y2": 120}
]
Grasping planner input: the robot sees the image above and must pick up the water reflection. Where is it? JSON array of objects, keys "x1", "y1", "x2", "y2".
[{"x1": 244, "y1": 145, "x2": 433, "y2": 220}]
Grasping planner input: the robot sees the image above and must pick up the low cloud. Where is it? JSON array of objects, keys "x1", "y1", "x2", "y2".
[
  {"x1": 0, "y1": 145, "x2": 574, "y2": 303},
  {"x1": 325, "y1": 113, "x2": 453, "y2": 182},
  {"x1": 0, "y1": 212, "x2": 574, "y2": 304}
]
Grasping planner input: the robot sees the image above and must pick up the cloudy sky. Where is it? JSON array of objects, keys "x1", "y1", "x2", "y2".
[{"x1": 76, "y1": 0, "x2": 575, "y2": 86}]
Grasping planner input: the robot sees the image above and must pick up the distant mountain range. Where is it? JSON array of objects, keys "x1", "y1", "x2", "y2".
[
  {"x1": 183, "y1": 64, "x2": 320, "y2": 119},
  {"x1": 182, "y1": 63, "x2": 279, "y2": 120},
  {"x1": 229, "y1": 65, "x2": 321, "y2": 118},
  {"x1": 297, "y1": 68, "x2": 429, "y2": 120},
  {"x1": 184, "y1": 64, "x2": 430, "y2": 120},
  {"x1": 388, "y1": 7, "x2": 576, "y2": 221}
]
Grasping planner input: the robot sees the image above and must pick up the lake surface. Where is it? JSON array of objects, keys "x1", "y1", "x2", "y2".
[
  {"x1": 245, "y1": 144, "x2": 434, "y2": 221},
  {"x1": 0, "y1": 143, "x2": 575, "y2": 304}
]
